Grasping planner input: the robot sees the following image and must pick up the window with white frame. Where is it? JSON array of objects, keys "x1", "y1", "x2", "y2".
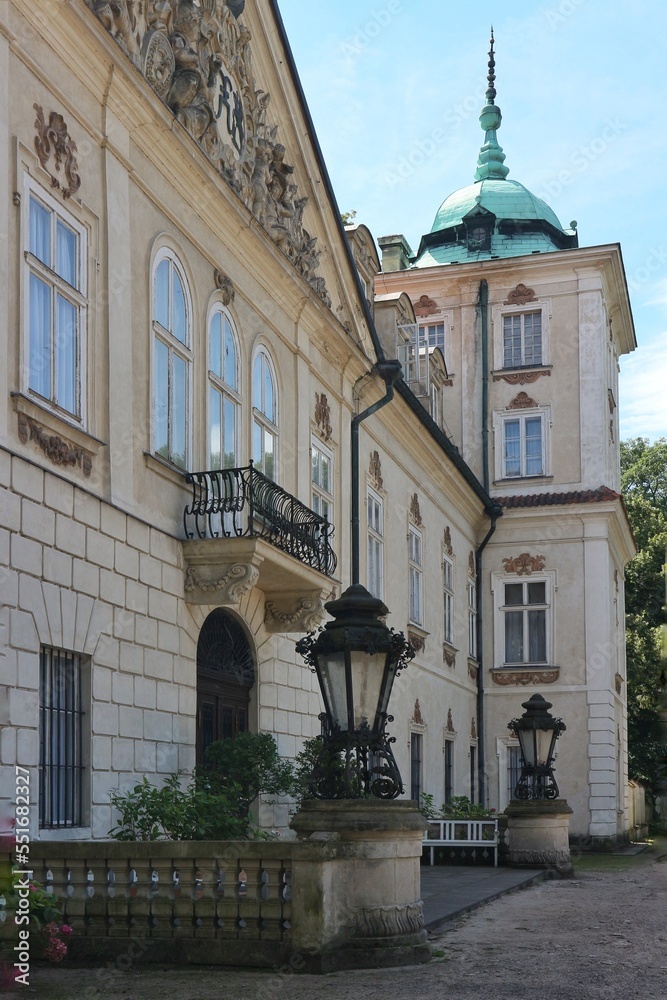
[
  {"x1": 503, "y1": 311, "x2": 542, "y2": 368},
  {"x1": 419, "y1": 322, "x2": 445, "y2": 355},
  {"x1": 25, "y1": 179, "x2": 87, "y2": 419},
  {"x1": 311, "y1": 438, "x2": 333, "y2": 524},
  {"x1": 252, "y1": 349, "x2": 277, "y2": 480},
  {"x1": 39, "y1": 646, "x2": 87, "y2": 829},
  {"x1": 497, "y1": 408, "x2": 548, "y2": 479},
  {"x1": 152, "y1": 250, "x2": 191, "y2": 470},
  {"x1": 502, "y1": 579, "x2": 548, "y2": 665},
  {"x1": 468, "y1": 574, "x2": 477, "y2": 659},
  {"x1": 367, "y1": 488, "x2": 384, "y2": 600},
  {"x1": 443, "y1": 555, "x2": 454, "y2": 646},
  {"x1": 208, "y1": 307, "x2": 240, "y2": 470},
  {"x1": 408, "y1": 526, "x2": 423, "y2": 626}
]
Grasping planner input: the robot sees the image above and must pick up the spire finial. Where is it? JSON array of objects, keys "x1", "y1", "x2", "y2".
[{"x1": 475, "y1": 27, "x2": 509, "y2": 182}]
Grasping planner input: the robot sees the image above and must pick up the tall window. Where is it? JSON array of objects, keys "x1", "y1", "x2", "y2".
[
  {"x1": 507, "y1": 745, "x2": 522, "y2": 802},
  {"x1": 468, "y1": 575, "x2": 477, "y2": 659},
  {"x1": 311, "y1": 439, "x2": 333, "y2": 523},
  {"x1": 503, "y1": 580, "x2": 548, "y2": 664},
  {"x1": 367, "y1": 489, "x2": 384, "y2": 600},
  {"x1": 410, "y1": 732, "x2": 423, "y2": 804},
  {"x1": 501, "y1": 411, "x2": 545, "y2": 478},
  {"x1": 503, "y1": 312, "x2": 542, "y2": 368},
  {"x1": 26, "y1": 184, "x2": 86, "y2": 418},
  {"x1": 252, "y1": 349, "x2": 277, "y2": 479},
  {"x1": 444, "y1": 739, "x2": 453, "y2": 803},
  {"x1": 208, "y1": 308, "x2": 239, "y2": 469},
  {"x1": 408, "y1": 526, "x2": 423, "y2": 626},
  {"x1": 443, "y1": 555, "x2": 454, "y2": 645},
  {"x1": 470, "y1": 745, "x2": 477, "y2": 804},
  {"x1": 153, "y1": 251, "x2": 191, "y2": 469},
  {"x1": 39, "y1": 647, "x2": 86, "y2": 829}
]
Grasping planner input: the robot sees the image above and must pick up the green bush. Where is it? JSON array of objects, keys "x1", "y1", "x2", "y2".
[
  {"x1": 292, "y1": 736, "x2": 361, "y2": 802},
  {"x1": 419, "y1": 793, "x2": 496, "y2": 820},
  {"x1": 201, "y1": 731, "x2": 296, "y2": 815}
]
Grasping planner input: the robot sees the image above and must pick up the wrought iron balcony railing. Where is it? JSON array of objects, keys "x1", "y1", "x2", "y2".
[{"x1": 183, "y1": 463, "x2": 337, "y2": 578}]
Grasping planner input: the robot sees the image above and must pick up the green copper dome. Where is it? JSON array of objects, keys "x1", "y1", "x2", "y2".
[
  {"x1": 411, "y1": 31, "x2": 577, "y2": 269},
  {"x1": 430, "y1": 179, "x2": 565, "y2": 235}
]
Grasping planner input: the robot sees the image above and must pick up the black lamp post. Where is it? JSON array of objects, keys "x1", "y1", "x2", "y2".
[
  {"x1": 508, "y1": 693, "x2": 566, "y2": 800},
  {"x1": 296, "y1": 585, "x2": 414, "y2": 799}
]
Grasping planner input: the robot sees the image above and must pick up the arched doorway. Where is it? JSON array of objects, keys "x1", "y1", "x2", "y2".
[{"x1": 196, "y1": 609, "x2": 255, "y2": 767}]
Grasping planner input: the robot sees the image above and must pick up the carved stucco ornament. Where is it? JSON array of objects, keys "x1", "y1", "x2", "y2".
[
  {"x1": 508, "y1": 391, "x2": 538, "y2": 409},
  {"x1": 407, "y1": 631, "x2": 425, "y2": 653},
  {"x1": 18, "y1": 412, "x2": 92, "y2": 476},
  {"x1": 468, "y1": 662, "x2": 478, "y2": 681},
  {"x1": 33, "y1": 105, "x2": 81, "y2": 199},
  {"x1": 409, "y1": 493, "x2": 422, "y2": 526},
  {"x1": 493, "y1": 369, "x2": 550, "y2": 385},
  {"x1": 492, "y1": 669, "x2": 559, "y2": 686},
  {"x1": 314, "y1": 392, "x2": 332, "y2": 442},
  {"x1": 502, "y1": 553, "x2": 545, "y2": 576},
  {"x1": 412, "y1": 699, "x2": 424, "y2": 726},
  {"x1": 356, "y1": 901, "x2": 424, "y2": 939},
  {"x1": 471, "y1": 717, "x2": 477, "y2": 740},
  {"x1": 504, "y1": 283, "x2": 537, "y2": 306},
  {"x1": 446, "y1": 709, "x2": 455, "y2": 733},
  {"x1": 369, "y1": 450, "x2": 383, "y2": 490},
  {"x1": 413, "y1": 294, "x2": 437, "y2": 317},
  {"x1": 443, "y1": 647, "x2": 456, "y2": 669},
  {"x1": 184, "y1": 562, "x2": 258, "y2": 602},
  {"x1": 86, "y1": 1, "x2": 330, "y2": 306},
  {"x1": 468, "y1": 551, "x2": 475, "y2": 576},
  {"x1": 214, "y1": 269, "x2": 235, "y2": 305},
  {"x1": 264, "y1": 596, "x2": 325, "y2": 633},
  {"x1": 443, "y1": 526, "x2": 453, "y2": 556}
]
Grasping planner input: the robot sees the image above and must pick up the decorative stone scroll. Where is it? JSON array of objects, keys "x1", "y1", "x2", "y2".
[
  {"x1": 314, "y1": 392, "x2": 332, "y2": 442},
  {"x1": 413, "y1": 294, "x2": 437, "y2": 317},
  {"x1": 504, "y1": 283, "x2": 537, "y2": 306},
  {"x1": 85, "y1": 0, "x2": 330, "y2": 306},
  {"x1": 493, "y1": 369, "x2": 551, "y2": 385},
  {"x1": 356, "y1": 901, "x2": 424, "y2": 939},
  {"x1": 369, "y1": 450, "x2": 383, "y2": 490},
  {"x1": 507, "y1": 391, "x2": 538, "y2": 410},
  {"x1": 33, "y1": 105, "x2": 81, "y2": 199},
  {"x1": 491, "y1": 669, "x2": 559, "y2": 686},
  {"x1": 264, "y1": 596, "x2": 325, "y2": 633},
  {"x1": 443, "y1": 526, "x2": 453, "y2": 556},
  {"x1": 409, "y1": 493, "x2": 422, "y2": 526},
  {"x1": 502, "y1": 553, "x2": 545, "y2": 575},
  {"x1": 18, "y1": 412, "x2": 92, "y2": 476},
  {"x1": 184, "y1": 562, "x2": 258, "y2": 602},
  {"x1": 443, "y1": 647, "x2": 456, "y2": 669}
]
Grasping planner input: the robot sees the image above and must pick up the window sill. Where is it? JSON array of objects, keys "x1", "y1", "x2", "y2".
[
  {"x1": 144, "y1": 451, "x2": 191, "y2": 489},
  {"x1": 492, "y1": 365, "x2": 552, "y2": 382},
  {"x1": 493, "y1": 475, "x2": 554, "y2": 486},
  {"x1": 11, "y1": 391, "x2": 106, "y2": 478},
  {"x1": 38, "y1": 826, "x2": 92, "y2": 841}
]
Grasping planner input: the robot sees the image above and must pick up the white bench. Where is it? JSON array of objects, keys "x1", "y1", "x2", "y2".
[{"x1": 423, "y1": 818, "x2": 499, "y2": 867}]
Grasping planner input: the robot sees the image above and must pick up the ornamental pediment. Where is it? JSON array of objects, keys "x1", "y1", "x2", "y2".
[{"x1": 86, "y1": 0, "x2": 330, "y2": 306}]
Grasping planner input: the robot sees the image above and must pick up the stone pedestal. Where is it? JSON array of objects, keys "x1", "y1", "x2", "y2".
[
  {"x1": 504, "y1": 799, "x2": 574, "y2": 877},
  {"x1": 289, "y1": 799, "x2": 431, "y2": 971}
]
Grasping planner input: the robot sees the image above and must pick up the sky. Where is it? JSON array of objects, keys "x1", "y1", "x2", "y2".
[{"x1": 277, "y1": 0, "x2": 667, "y2": 442}]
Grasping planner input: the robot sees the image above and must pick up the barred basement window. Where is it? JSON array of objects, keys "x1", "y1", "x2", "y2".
[{"x1": 39, "y1": 647, "x2": 86, "y2": 829}]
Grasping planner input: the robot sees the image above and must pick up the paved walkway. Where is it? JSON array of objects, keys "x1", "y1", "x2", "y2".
[{"x1": 420, "y1": 863, "x2": 545, "y2": 929}]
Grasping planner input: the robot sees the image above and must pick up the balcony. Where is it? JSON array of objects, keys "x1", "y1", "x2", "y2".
[{"x1": 182, "y1": 464, "x2": 338, "y2": 631}]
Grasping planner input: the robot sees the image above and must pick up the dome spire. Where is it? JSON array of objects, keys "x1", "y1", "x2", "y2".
[{"x1": 475, "y1": 28, "x2": 510, "y2": 182}]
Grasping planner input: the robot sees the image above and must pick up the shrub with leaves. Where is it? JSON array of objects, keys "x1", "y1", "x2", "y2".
[
  {"x1": 419, "y1": 794, "x2": 496, "y2": 820},
  {"x1": 201, "y1": 731, "x2": 296, "y2": 815}
]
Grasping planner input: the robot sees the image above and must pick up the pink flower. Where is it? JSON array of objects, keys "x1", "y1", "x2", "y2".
[
  {"x1": 44, "y1": 937, "x2": 68, "y2": 963},
  {"x1": 60, "y1": 924, "x2": 73, "y2": 935}
]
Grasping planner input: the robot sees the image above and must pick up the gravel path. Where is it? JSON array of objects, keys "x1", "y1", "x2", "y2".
[{"x1": 21, "y1": 845, "x2": 667, "y2": 1000}]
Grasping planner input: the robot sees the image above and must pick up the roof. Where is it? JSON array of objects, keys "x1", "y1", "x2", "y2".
[
  {"x1": 497, "y1": 486, "x2": 622, "y2": 508},
  {"x1": 430, "y1": 179, "x2": 565, "y2": 236}
]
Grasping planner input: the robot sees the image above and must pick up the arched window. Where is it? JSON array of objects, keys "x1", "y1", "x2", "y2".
[
  {"x1": 252, "y1": 348, "x2": 277, "y2": 480},
  {"x1": 152, "y1": 250, "x2": 192, "y2": 470},
  {"x1": 208, "y1": 307, "x2": 239, "y2": 470}
]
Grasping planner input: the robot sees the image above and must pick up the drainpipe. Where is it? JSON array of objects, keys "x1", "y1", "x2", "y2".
[
  {"x1": 475, "y1": 505, "x2": 501, "y2": 808},
  {"x1": 350, "y1": 359, "x2": 403, "y2": 586},
  {"x1": 479, "y1": 279, "x2": 490, "y2": 494}
]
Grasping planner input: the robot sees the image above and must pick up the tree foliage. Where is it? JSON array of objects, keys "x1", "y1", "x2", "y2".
[{"x1": 620, "y1": 438, "x2": 667, "y2": 787}]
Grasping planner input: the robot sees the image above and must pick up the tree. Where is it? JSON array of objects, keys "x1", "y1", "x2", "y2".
[{"x1": 620, "y1": 438, "x2": 667, "y2": 788}]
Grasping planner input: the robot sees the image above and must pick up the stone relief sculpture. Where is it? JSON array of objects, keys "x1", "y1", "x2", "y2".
[{"x1": 86, "y1": 0, "x2": 330, "y2": 306}]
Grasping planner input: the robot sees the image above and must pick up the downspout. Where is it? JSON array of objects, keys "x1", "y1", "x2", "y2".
[
  {"x1": 479, "y1": 279, "x2": 490, "y2": 494},
  {"x1": 350, "y1": 359, "x2": 403, "y2": 585},
  {"x1": 476, "y1": 505, "x2": 501, "y2": 808}
]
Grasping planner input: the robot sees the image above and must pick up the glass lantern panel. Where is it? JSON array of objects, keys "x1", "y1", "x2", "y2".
[
  {"x1": 534, "y1": 727, "x2": 555, "y2": 767},
  {"x1": 349, "y1": 650, "x2": 386, "y2": 731},
  {"x1": 317, "y1": 651, "x2": 349, "y2": 731}
]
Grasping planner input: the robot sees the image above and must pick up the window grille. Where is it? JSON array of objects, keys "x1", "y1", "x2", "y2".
[{"x1": 39, "y1": 647, "x2": 85, "y2": 828}]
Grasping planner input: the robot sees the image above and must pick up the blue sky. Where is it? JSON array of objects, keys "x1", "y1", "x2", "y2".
[{"x1": 278, "y1": 0, "x2": 667, "y2": 442}]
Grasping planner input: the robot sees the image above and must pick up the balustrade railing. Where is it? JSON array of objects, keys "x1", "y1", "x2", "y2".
[{"x1": 183, "y1": 463, "x2": 337, "y2": 577}]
